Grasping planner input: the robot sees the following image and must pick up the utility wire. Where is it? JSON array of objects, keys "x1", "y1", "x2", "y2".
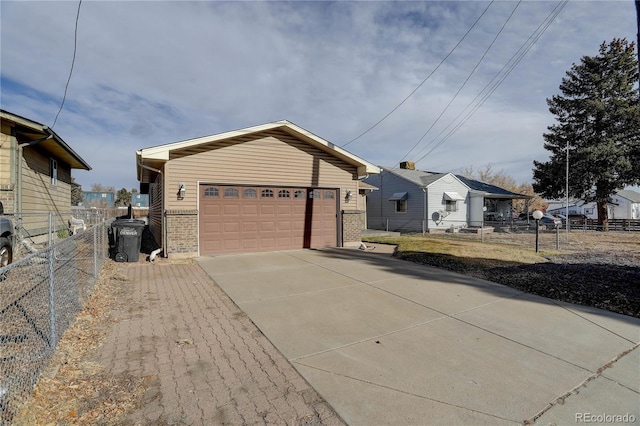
[
  {"x1": 411, "y1": 0, "x2": 567, "y2": 165},
  {"x1": 340, "y1": 1, "x2": 494, "y2": 148},
  {"x1": 399, "y1": 1, "x2": 521, "y2": 163},
  {"x1": 52, "y1": 0, "x2": 82, "y2": 130}
]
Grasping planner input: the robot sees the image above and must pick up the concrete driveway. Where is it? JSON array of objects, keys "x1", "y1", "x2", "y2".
[{"x1": 197, "y1": 247, "x2": 640, "y2": 425}]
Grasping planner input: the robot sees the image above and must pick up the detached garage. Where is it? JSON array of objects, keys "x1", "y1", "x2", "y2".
[{"x1": 136, "y1": 121, "x2": 380, "y2": 257}]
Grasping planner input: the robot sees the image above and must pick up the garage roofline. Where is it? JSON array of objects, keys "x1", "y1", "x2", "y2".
[{"x1": 136, "y1": 120, "x2": 380, "y2": 179}]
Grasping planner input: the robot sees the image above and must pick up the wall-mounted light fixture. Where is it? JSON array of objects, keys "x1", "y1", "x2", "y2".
[
  {"x1": 178, "y1": 183, "x2": 186, "y2": 199},
  {"x1": 345, "y1": 190, "x2": 352, "y2": 202}
]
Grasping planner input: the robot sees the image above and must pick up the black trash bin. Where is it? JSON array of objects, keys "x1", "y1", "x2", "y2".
[{"x1": 110, "y1": 219, "x2": 145, "y2": 262}]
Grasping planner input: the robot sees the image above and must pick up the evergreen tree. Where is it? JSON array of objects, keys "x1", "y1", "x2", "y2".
[
  {"x1": 115, "y1": 188, "x2": 132, "y2": 207},
  {"x1": 70, "y1": 177, "x2": 83, "y2": 206},
  {"x1": 533, "y1": 39, "x2": 640, "y2": 230}
]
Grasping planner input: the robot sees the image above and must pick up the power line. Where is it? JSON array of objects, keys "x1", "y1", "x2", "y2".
[
  {"x1": 410, "y1": 0, "x2": 568, "y2": 165},
  {"x1": 52, "y1": 0, "x2": 83, "y2": 130},
  {"x1": 400, "y1": 1, "x2": 521, "y2": 162},
  {"x1": 340, "y1": 1, "x2": 494, "y2": 148}
]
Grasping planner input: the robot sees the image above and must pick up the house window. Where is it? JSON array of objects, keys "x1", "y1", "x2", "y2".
[
  {"x1": 204, "y1": 187, "x2": 219, "y2": 197},
  {"x1": 389, "y1": 192, "x2": 408, "y2": 213},
  {"x1": 445, "y1": 200, "x2": 458, "y2": 212},
  {"x1": 50, "y1": 159, "x2": 57, "y2": 186}
]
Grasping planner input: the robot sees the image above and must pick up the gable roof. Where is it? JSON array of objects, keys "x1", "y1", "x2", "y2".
[
  {"x1": 137, "y1": 120, "x2": 380, "y2": 182},
  {"x1": 0, "y1": 109, "x2": 91, "y2": 170},
  {"x1": 384, "y1": 167, "x2": 531, "y2": 199},
  {"x1": 455, "y1": 174, "x2": 532, "y2": 199},
  {"x1": 383, "y1": 167, "x2": 449, "y2": 187},
  {"x1": 616, "y1": 189, "x2": 640, "y2": 203}
]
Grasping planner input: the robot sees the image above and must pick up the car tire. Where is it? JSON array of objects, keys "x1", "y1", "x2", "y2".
[{"x1": 0, "y1": 237, "x2": 12, "y2": 268}]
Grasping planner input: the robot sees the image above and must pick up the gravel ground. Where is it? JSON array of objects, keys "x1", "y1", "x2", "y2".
[{"x1": 395, "y1": 232, "x2": 640, "y2": 319}]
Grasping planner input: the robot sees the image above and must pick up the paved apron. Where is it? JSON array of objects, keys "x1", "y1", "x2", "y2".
[{"x1": 198, "y1": 248, "x2": 640, "y2": 425}]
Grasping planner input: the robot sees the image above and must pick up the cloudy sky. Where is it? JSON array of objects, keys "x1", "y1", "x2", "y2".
[{"x1": 1, "y1": 1, "x2": 637, "y2": 192}]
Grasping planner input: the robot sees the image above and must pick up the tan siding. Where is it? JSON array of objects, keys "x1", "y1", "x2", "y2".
[
  {"x1": 164, "y1": 132, "x2": 359, "y2": 211},
  {"x1": 0, "y1": 127, "x2": 16, "y2": 212},
  {"x1": 19, "y1": 147, "x2": 72, "y2": 235},
  {"x1": 0, "y1": 130, "x2": 13, "y2": 187}
]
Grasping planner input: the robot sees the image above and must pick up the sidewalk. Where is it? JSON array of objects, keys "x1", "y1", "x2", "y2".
[{"x1": 95, "y1": 260, "x2": 345, "y2": 425}]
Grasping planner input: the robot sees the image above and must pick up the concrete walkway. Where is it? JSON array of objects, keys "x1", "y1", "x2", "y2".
[
  {"x1": 197, "y1": 247, "x2": 640, "y2": 425},
  {"x1": 96, "y1": 261, "x2": 345, "y2": 425}
]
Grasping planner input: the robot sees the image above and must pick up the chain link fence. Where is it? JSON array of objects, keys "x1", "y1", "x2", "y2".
[
  {"x1": 0, "y1": 221, "x2": 110, "y2": 424},
  {"x1": 5, "y1": 209, "x2": 117, "y2": 261}
]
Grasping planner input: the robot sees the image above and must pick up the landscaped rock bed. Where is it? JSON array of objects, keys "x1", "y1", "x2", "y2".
[{"x1": 396, "y1": 247, "x2": 640, "y2": 319}]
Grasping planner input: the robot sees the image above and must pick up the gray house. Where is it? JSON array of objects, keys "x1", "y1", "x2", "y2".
[{"x1": 365, "y1": 163, "x2": 531, "y2": 233}]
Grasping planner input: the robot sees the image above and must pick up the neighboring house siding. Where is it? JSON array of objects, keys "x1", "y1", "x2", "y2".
[
  {"x1": 426, "y1": 177, "x2": 468, "y2": 230},
  {"x1": 0, "y1": 127, "x2": 15, "y2": 212},
  {"x1": 164, "y1": 133, "x2": 359, "y2": 212},
  {"x1": 610, "y1": 194, "x2": 638, "y2": 220},
  {"x1": 365, "y1": 172, "x2": 426, "y2": 232},
  {"x1": 20, "y1": 146, "x2": 72, "y2": 236}
]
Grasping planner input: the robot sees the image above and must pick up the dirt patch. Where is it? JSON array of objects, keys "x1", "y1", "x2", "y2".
[
  {"x1": 12, "y1": 260, "x2": 146, "y2": 425},
  {"x1": 366, "y1": 230, "x2": 640, "y2": 318}
]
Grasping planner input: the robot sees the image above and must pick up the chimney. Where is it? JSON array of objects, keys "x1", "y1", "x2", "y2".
[{"x1": 399, "y1": 161, "x2": 415, "y2": 170}]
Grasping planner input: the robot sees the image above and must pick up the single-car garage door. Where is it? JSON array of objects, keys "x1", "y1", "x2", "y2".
[{"x1": 199, "y1": 185, "x2": 338, "y2": 255}]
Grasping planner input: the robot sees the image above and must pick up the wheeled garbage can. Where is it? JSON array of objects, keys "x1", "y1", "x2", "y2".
[{"x1": 110, "y1": 219, "x2": 145, "y2": 262}]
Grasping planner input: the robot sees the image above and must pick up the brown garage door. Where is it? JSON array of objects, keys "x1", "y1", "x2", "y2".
[{"x1": 199, "y1": 185, "x2": 337, "y2": 255}]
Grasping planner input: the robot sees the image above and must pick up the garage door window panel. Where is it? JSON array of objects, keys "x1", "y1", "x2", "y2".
[
  {"x1": 204, "y1": 187, "x2": 219, "y2": 197},
  {"x1": 224, "y1": 188, "x2": 239, "y2": 198},
  {"x1": 243, "y1": 188, "x2": 257, "y2": 198},
  {"x1": 261, "y1": 189, "x2": 274, "y2": 198}
]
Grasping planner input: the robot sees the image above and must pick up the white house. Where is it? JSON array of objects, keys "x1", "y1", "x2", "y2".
[
  {"x1": 581, "y1": 190, "x2": 640, "y2": 220},
  {"x1": 364, "y1": 162, "x2": 531, "y2": 233}
]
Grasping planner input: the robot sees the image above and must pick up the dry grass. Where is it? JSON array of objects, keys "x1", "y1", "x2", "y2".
[
  {"x1": 12, "y1": 260, "x2": 146, "y2": 426},
  {"x1": 364, "y1": 230, "x2": 639, "y2": 264}
]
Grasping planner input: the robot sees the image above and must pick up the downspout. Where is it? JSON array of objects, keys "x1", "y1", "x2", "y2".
[
  {"x1": 137, "y1": 160, "x2": 165, "y2": 257},
  {"x1": 422, "y1": 187, "x2": 427, "y2": 234}
]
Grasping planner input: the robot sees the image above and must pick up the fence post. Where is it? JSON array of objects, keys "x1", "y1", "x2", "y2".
[
  {"x1": 48, "y1": 211, "x2": 53, "y2": 246},
  {"x1": 48, "y1": 247, "x2": 57, "y2": 348},
  {"x1": 94, "y1": 225, "x2": 99, "y2": 279}
]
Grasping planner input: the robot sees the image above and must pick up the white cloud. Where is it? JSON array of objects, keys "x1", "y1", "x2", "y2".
[{"x1": 1, "y1": 0, "x2": 637, "y2": 190}]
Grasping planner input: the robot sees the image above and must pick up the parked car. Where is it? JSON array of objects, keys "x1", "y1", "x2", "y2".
[
  {"x1": 567, "y1": 213, "x2": 588, "y2": 225},
  {"x1": 539, "y1": 213, "x2": 562, "y2": 229},
  {"x1": 0, "y1": 201, "x2": 13, "y2": 267}
]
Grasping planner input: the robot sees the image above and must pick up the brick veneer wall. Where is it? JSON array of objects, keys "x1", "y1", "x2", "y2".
[
  {"x1": 342, "y1": 210, "x2": 366, "y2": 244},
  {"x1": 166, "y1": 210, "x2": 198, "y2": 255},
  {"x1": 0, "y1": 185, "x2": 15, "y2": 213}
]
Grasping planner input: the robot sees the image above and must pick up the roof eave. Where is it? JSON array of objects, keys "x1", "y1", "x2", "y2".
[
  {"x1": 1, "y1": 110, "x2": 91, "y2": 170},
  {"x1": 136, "y1": 121, "x2": 381, "y2": 181}
]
